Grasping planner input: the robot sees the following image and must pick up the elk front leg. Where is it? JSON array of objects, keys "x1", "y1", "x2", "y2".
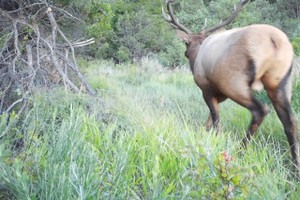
[
  {"x1": 205, "y1": 95, "x2": 226, "y2": 132},
  {"x1": 205, "y1": 114, "x2": 213, "y2": 131},
  {"x1": 203, "y1": 92, "x2": 221, "y2": 132}
]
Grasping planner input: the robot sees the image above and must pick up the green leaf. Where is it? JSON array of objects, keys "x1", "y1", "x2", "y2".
[
  {"x1": 232, "y1": 174, "x2": 242, "y2": 185},
  {"x1": 241, "y1": 186, "x2": 249, "y2": 197},
  {"x1": 222, "y1": 172, "x2": 227, "y2": 178}
]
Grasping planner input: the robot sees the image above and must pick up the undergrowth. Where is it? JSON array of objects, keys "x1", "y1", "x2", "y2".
[{"x1": 1, "y1": 58, "x2": 300, "y2": 199}]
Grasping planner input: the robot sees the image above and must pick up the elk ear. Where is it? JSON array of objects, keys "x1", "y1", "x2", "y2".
[{"x1": 176, "y1": 30, "x2": 190, "y2": 43}]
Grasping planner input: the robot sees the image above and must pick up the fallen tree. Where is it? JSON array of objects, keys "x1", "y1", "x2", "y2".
[{"x1": 0, "y1": 0, "x2": 96, "y2": 122}]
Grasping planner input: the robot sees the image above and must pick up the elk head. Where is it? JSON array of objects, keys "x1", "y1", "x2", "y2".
[
  {"x1": 162, "y1": 0, "x2": 249, "y2": 70},
  {"x1": 162, "y1": 0, "x2": 300, "y2": 179}
]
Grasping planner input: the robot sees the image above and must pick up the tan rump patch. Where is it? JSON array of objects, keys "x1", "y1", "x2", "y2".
[{"x1": 251, "y1": 80, "x2": 264, "y2": 91}]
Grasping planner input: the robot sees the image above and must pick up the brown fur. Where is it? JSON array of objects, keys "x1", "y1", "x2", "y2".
[
  {"x1": 163, "y1": 0, "x2": 299, "y2": 179},
  {"x1": 176, "y1": 24, "x2": 299, "y2": 178}
]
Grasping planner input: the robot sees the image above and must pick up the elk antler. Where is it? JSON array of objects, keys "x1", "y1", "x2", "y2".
[
  {"x1": 201, "y1": 0, "x2": 249, "y2": 35},
  {"x1": 162, "y1": 0, "x2": 192, "y2": 34}
]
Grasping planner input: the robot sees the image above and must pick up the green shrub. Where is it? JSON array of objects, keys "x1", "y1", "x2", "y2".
[
  {"x1": 157, "y1": 41, "x2": 187, "y2": 68},
  {"x1": 292, "y1": 37, "x2": 300, "y2": 56},
  {"x1": 292, "y1": 77, "x2": 300, "y2": 112},
  {"x1": 186, "y1": 151, "x2": 256, "y2": 199},
  {"x1": 117, "y1": 46, "x2": 132, "y2": 63}
]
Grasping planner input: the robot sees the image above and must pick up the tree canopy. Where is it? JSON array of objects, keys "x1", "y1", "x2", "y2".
[
  {"x1": 1, "y1": 0, "x2": 300, "y2": 66},
  {"x1": 69, "y1": 0, "x2": 299, "y2": 64}
]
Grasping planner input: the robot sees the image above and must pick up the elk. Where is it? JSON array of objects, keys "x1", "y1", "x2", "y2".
[{"x1": 163, "y1": 0, "x2": 300, "y2": 177}]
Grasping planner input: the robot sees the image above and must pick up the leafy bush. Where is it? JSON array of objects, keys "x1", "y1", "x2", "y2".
[
  {"x1": 117, "y1": 46, "x2": 132, "y2": 63},
  {"x1": 184, "y1": 150, "x2": 256, "y2": 199},
  {"x1": 157, "y1": 40, "x2": 187, "y2": 68},
  {"x1": 51, "y1": 0, "x2": 300, "y2": 67},
  {"x1": 292, "y1": 37, "x2": 300, "y2": 56},
  {"x1": 292, "y1": 77, "x2": 300, "y2": 112}
]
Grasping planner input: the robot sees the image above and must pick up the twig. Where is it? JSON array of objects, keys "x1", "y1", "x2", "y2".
[
  {"x1": 51, "y1": 6, "x2": 85, "y2": 23},
  {"x1": 72, "y1": 38, "x2": 95, "y2": 47},
  {"x1": 45, "y1": 6, "x2": 96, "y2": 96},
  {"x1": 46, "y1": 7, "x2": 57, "y2": 47},
  {"x1": 5, "y1": 98, "x2": 24, "y2": 114},
  {"x1": 26, "y1": 44, "x2": 37, "y2": 88},
  {"x1": 0, "y1": 32, "x2": 13, "y2": 58},
  {"x1": 0, "y1": 82, "x2": 12, "y2": 114},
  {"x1": 57, "y1": 27, "x2": 96, "y2": 96},
  {"x1": 41, "y1": 37, "x2": 80, "y2": 93},
  {"x1": 12, "y1": 21, "x2": 20, "y2": 74},
  {"x1": 17, "y1": 98, "x2": 28, "y2": 118},
  {"x1": 4, "y1": 2, "x2": 44, "y2": 14},
  {"x1": 0, "y1": 2, "x2": 102, "y2": 122},
  {"x1": 35, "y1": 26, "x2": 41, "y2": 75}
]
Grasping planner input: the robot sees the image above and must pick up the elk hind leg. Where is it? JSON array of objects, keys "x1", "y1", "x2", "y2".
[
  {"x1": 241, "y1": 97, "x2": 269, "y2": 147},
  {"x1": 265, "y1": 77, "x2": 300, "y2": 177},
  {"x1": 226, "y1": 82, "x2": 268, "y2": 147}
]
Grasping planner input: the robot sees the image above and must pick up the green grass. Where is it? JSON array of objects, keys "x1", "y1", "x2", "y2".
[{"x1": 1, "y1": 58, "x2": 300, "y2": 199}]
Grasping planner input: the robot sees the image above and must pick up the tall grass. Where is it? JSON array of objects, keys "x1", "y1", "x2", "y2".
[{"x1": 1, "y1": 58, "x2": 300, "y2": 199}]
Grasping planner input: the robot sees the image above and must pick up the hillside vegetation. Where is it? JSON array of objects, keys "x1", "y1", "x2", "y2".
[
  {"x1": 1, "y1": 0, "x2": 300, "y2": 199},
  {"x1": 1, "y1": 59, "x2": 300, "y2": 199}
]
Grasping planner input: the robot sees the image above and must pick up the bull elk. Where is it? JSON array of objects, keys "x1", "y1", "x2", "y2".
[{"x1": 162, "y1": 0, "x2": 300, "y2": 177}]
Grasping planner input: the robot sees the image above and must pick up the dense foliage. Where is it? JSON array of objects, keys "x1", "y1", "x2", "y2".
[
  {"x1": 65, "y1": 0, "x2": 300, "y2": 65},
  {"x1": 1, "y1": 0, "x2": 299, "y2": 67}
]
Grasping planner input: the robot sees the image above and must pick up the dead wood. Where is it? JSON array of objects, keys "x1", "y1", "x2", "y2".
[{"x1": 0, "y1": 0, "x2": 97, "y2": 124}]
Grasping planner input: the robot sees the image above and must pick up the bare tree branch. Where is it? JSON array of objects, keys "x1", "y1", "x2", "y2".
[
  {"x1": 57, "y1": 27, "x2": 96, "y2": 96},
  {"x1": 12, "y1": 21, "x2": 20, "y2": 74},
  {"x1": 5, "y1": 98, "x2": 24, "y2": 114},
  {"x1": 46, "y1": 7, "x2": 57, "y2": 47},
  {"x1": 51, "y1": 5, "x2": 85, "y2": 23},
  {"x1": 41, "y1": 37, "x2": 80, "y2": 93},
  {"x1": 0, "y1": 1, "x2": 99, "y2": 125}
]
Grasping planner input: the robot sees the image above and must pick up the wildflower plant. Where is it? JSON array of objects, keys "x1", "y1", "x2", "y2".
[{"x1": 187, "y1": 151, "x2": 256, "y2": 200}]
